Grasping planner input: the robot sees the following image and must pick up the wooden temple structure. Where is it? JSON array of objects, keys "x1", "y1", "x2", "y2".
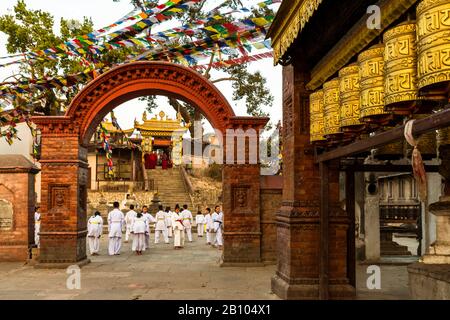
[
  {"x1": 89, "y1": 110, "x2": 188, "y2": 187},
  {"x1": 268, "y1": 0, "x2": 450, "y2": 299}
]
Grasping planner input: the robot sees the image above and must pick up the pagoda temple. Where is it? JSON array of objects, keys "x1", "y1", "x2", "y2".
[{"x1": 87, "y1": 110, "x2": 189, "y2": 191}]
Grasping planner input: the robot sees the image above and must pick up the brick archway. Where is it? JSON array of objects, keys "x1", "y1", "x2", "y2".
[{"x1": 33, "y1": 62, "x2": 269, "y2": 267}]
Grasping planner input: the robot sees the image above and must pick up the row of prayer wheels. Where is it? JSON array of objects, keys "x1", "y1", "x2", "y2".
[{"x1": 310, "y1": 0, "x2": 450, "y2": 145}]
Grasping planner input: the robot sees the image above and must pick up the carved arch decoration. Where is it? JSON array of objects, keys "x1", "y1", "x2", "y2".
[{"x1": 33, "y1": 61, "x2": 263, "y2": 144}]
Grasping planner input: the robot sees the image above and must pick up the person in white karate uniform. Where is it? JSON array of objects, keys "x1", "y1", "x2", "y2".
[
  {"x1": 181, "y1": 204, "x2": 193, "y2": 242},
  {"x1": 108, "y1": 202, "x2": 124, "y2": 256},
  {"x1": 195, "y1": 210, "x2": 205, "y2": 238},
  {"x1": 212, "y1": 205, "x2": 224, "y2": 249},
  {"x1": 204, "y1": 208, "x2": 214, "y2": 245},
  {"x1": 34, "y1": 206, "x2": 41, "y2": 248},
  {"x1": 87, "y1": 211, "x2": 103, "y2": 256},
  {"x1": 154, "y1": 205, "x2": 169, "y2": 244},
  {"x1": 165, "y1": 206, "x2": 173, "y2": 238},
  {"x1": 171, "y1": 207, "x2": 185, "y2": 249},
  {"x1": 124, "y1": 204, "x2": 137, "y2": 243},
  {"x1": 142, "y1": 206, "x2": 156, "y2": 249},
  {"x1": 131, "y1": 212, "x2": 147, "y2": 255}
]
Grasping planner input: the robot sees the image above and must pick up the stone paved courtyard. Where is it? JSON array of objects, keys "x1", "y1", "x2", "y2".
[{"x1": 0, "y1": 234, "x2": 411, "y2": 300}]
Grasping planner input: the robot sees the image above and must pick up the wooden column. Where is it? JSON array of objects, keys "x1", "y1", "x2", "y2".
[
  {"x1": 272, "y1": 65, "x2": 322, "y2": 299},
  {"x1": 345, "y1": 170, "x2": 356, "y2": 287},
  {"x1": 319, "y1": 162, "x2": 329, "y2": 300}
]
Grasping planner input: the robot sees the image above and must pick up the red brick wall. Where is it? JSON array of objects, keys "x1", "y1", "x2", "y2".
[{"x1": 0, "y1": 172, "x2": 35, "y2": 261}]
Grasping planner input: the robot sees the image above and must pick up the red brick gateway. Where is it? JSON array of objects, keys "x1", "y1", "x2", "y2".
[{"x1": 32, "y1": 61, "x2": 269, "y2": 268}]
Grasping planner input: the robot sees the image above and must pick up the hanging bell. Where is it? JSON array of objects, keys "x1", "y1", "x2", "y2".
[
  {"x1": 339, "y1": 63, "x2": 364, "y2": 133},
  {"x1": 358, "y1": 44, "x2": 391, "y2": 124},
  {"x1": 384, "y1": 22, "x2": 421, "y2": 115},
  {"x1": 323, "y1": 78, "x2": 343, "y2": 140},
  {"x1": 417, "y1": 0, "x2": 450, "y2": 102},
  {"x1": 310, "y1": 90, "x2": 326, "y2": 143}
]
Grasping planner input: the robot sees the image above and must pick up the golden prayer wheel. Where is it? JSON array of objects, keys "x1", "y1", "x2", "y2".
[
  {"x1": 417, "y1": 0, "x2": 450, "y2": 100},
  {"x1": 310, "y1": 90, "x2": 326, "y2": 143},
  {"x1": 405, "y1": 114, "x2": 437, "y2": 160},
  {"x1": 339, "y1": 63, "x2": 364, "y2": 132},
  {"x1": 373, "y1": 128, "x2": 405, "y2": 160},
  {"x1": 384, "y1": 22, "x2": 419, "y2": 115},
  {"x1": 358, "y1": 44, "x2": 390, "y2": 123},
  {"x1": 437, "y1": 126, "x2": 450, "y2": 147},
  {"x1": 323, "y1": 78, "x2": 342, "y2": 138}
]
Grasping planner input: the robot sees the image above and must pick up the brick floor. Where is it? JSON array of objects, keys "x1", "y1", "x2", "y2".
[{"x1": 0, "y1": 234, "x2": 410, "y2": 300}]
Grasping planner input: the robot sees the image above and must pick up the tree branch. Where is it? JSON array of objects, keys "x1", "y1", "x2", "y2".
[{"x1": 211, "y1": 77, "x2": 238, "y2": 84}]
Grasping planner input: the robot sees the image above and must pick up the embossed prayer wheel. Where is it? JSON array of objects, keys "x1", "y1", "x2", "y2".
[
  {"x1": 417, "y1": 0, "x2": 450, "y2": 100},
  {"x1": 437, "y1": 126, "x2": 450, "y2": 147},
  {"x1": 359, "y1": 44, "x2": 390, "y2": 123},
  {"x1": 310, "y1": 90, "x2": 326, "y2": 143},
  {"x1": 384, "y1": 22, "x2": 419, "y2": 115},
  {"x1": 323, "y1": 78, "x2": 342, "y2": 138},
  {"x1": 339, "y1": 63, "x2": 364, "y2": 132},
  {"x1": 373, "y1": 128, "x2": 405, "y2": 160}
]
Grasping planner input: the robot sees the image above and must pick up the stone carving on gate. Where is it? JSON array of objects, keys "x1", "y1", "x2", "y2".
[
  {"x1": 232, "y1": 186, "x2": 251, "y2": 212},
  {"x1": 49, "y1": 185, "x2": 70, "y2": 217},
  {"x1": 0, "y1": 199, "x2": 13, "y2": 231}
]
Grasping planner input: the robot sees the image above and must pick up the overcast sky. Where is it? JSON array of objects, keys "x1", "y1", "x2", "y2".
[{"x1": 0, "y1": 0, "x2": 282, "y2": 131}]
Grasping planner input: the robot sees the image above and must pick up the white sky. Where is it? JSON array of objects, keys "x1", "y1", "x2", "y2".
[{"x1": 0, "y1": 0, "x2": 282, "y2": 131}]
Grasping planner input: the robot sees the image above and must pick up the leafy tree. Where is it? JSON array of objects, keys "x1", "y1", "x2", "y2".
[
  {"x1": 117, "y1": 0, "x2": 274, "y2": 128},
  {"x1": 0, "y1": 0, "x2": 132, "y2": 115}
]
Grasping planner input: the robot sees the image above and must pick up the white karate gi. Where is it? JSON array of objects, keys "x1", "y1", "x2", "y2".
[
  {"x1": 108, "y1": 209, "x2": 124, "y2": 255},
  {"x1": 124, "y1": 210, "x2": 137, "y2": 242},
  {"x1": 196, "y1": 214, "x2": 205, "y2": 237},
  {"x1": 143, "y1": 213, "x2": 156, "y2": 249},
  {"x1": 131, "y1": 216, "x2": 147, "y2": 252},
  {"x1": 165, "y1": 211, "x2": 173, "y2": 238},
  {"x1": 213, "y1": 211, "x2": 224, "y2": 246},
  {"x1": 154, "y1": 210, "x2": 169, "y2": 244},
  {"x1": 171, "y1": 211, "x2": 185, "y2": 247},
  {"x1": 87, "y1": 215, "x2": 103, "y2": 255},
  {"x1": 181, "y1": 209, "x2": 193, "y2": 242},
  {"x1": 204, "y1": 213, "x2": 214, "y2": 244},
  {"x1": 34, "y1": 211, "x2": 41, "y2": 248}
]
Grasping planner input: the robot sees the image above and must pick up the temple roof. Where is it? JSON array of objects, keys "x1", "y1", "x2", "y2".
[
  {"x1": 266, "y1": 0, "x2": 323, "y2": 65},
  {"x1": 134, "y1": 110, "x2": 189, "y2": 137}
]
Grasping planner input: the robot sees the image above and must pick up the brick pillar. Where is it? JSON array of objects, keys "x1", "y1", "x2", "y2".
[
  {"x1": 0, "y1": 155, "x2": 39, "y2": 261},
  {"x1": 327, "y1": 161, "x2": 355, "y2": 299},
  {"x1": 220, "y1": 118, "x2": 268, "y2": 266},
  {"x1": 37, "y1": 133, "x2": 89, "y2": 268},
  {"x1": 271, "y1": 65, "x2": 354, "y2": 299}
]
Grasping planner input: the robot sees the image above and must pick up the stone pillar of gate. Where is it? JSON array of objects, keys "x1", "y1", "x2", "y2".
[
  {"x1": 271, "y1": 65, "x2": 354, "y2": 299},
  {"x1": 33, "y1": 118, "x2": 89, "y2": 268},
  {"x1": 220, "y1": 117, "x2": 268, "y2": 266}
]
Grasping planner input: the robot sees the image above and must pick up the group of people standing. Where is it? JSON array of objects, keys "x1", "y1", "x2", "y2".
[
  {"x1": 144, "y1": 151, "x2": 171, "y2": 170},
  {"x1": 87, "y1": 202, "x2": 224, "y2": 256}
]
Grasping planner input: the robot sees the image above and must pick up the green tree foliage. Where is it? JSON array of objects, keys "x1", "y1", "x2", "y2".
[
  {"x1": 121, "y1": 0, "x2": 274, "y2": 124},
  {"x1": 0, "y1": 0, "x2": 131, "y2": 115}
]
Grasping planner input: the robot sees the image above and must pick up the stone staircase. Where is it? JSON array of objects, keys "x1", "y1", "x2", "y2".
[{"x1": 147, "y1": 168, "x2": 194, "y2": 209}]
